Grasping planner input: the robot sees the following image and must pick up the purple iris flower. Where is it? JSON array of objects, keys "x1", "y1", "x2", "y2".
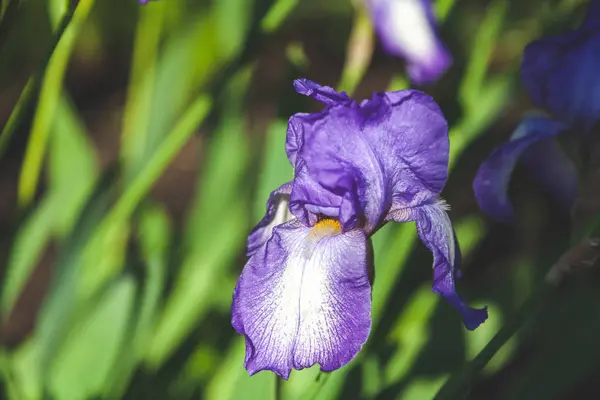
[
  {"x1": 232, "y1": 79, "x2": 488, "y2": 379},
  {"x1": 473, "y1": 1, "x2": 600, "y2": 223},
  {"x1": 364, "y1": 0, "x2": 452, "y2": 85}
]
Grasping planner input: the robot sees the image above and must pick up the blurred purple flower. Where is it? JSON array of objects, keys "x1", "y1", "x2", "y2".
[
  {"x1": 473, "y1": 1, "x2": 600, "y2": 223},
  {"x1": 364, "y1": 0, "x2": 452, "y2": 85},
  {"x1": 232, "y1": 78, "x2": 487, "y2": 379}
]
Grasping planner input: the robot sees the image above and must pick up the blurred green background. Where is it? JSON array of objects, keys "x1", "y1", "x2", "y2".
[{"x1": 0, "y1": 0, "x2": 598, "y2": 399}]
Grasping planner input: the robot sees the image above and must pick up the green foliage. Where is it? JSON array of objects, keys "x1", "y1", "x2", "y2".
[{"x1": 0, "y1": 0, "x2": 594, "y2": 399}]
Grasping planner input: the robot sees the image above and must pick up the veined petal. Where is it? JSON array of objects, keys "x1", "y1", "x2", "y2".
[
  {"x1": 232, "y1": 220, "x2": 372, "y2": 379},
  {"x1": 473, "y1": 115, "x2": 572, "y2": 224},
  {"x1": 521, "y1": 1, "x2": 600, "y2": 131},
  {"x1": 360, "y1": 90, "x2": 449, "y2": 207},
  {"x1": 388, "y1": 200, "x2": 488, "y2": 330},
  {"x1": 366, "y1": 0, "x2": 451, "y2": 84},
  {"x1": 287, "y1": 81, "x2": 449, "y2": 233},
  {"x1": 247, "y1": 183, "x2": 293, "y2": 257}
]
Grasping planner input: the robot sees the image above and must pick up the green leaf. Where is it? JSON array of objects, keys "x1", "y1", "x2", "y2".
[
  {"x1": 105, "y1": 203, "x2": 171, "y2": 398},
  {"x1": 48, "y1": 275, "x2": 137, "y2": 400},
  {"x1": 372, "y1": 223, "x2": 418, "y2": 322},
  {"x1": 338, "y1": 6, "x2": 374, "y2": 95},
  {"x1": 206, "y1": 338, "x2": 276, "y2": 400},
  {"x1": 464, "y1": 303, "x2": 517, "y2": 375},
  {"x1": 1, "y1": 197, "x2": 55, "y2": 316},
  {"x1": 1, "y1": 345, "x2": 36, "y2": 400},
  {"x1": 459, "y1": 0, "x2": 508, "y2": 110},
  {"x1": 2, "y1": 94, "x2": 98, "y2": 319},
  {"x1": 261, "y1": 0, "x2": 299, "y2": 33},
  {"x1": 145, "y1": 203, "x2": 247, "y2": 368},
  {"x1": 450, "y1": 75, "x2": 513, "y2": 170},
  {"x1": 18, "y1": 0, "x2": 96, "y2": 208},
  {"x1": 121, "y1": 0, "x2": 166, "y2": 180},
  {"x1": 48, "y1": 95, "x2": 98, "y2": 236},
  {"x1": 384, "y1": 284, "x2": 439, "y2": 386},
  {"x1": 35, "y1": 167, "x2": 118, "y2": 377},
  {"x1": 215, "y1": 0, "x2": 254, "y2": 60}
]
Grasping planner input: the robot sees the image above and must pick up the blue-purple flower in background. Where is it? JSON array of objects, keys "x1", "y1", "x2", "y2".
[
  {"x1": 364, "y1": 0, "x2": 452, "y2": 85},
  {"x1": 232, "y1": 79, "x2": 487, "y2": 379},
  {"x1": 473, "y1": 0, "x2": 600, "y2": 223}
]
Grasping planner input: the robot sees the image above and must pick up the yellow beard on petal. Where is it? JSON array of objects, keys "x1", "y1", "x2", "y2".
[
  {"x1": 302, "y1": 218, "x2": 342, "y2": 259},
  {"x1": 310, "y1": 218, "x2": 342, "y2": 237}
]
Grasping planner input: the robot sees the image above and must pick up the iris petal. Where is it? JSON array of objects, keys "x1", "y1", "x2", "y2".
[
  {"x1": 293, "y1": 79, "x2": 352, "y2": 106},
  {"x1": 473, "y1": 115, "x2": 571, "y2": 224},
  {"x1": 287, "y1": 81, "x2": 449, "y2": 232},
  {"x1": 361, "y1": 90, "x2": 449, "y2": 207},
  {"x1": 232, "y1": 220, "x2": 372, "y2": 379},
  {"x1": 388, "y1": 200, "x2": 488, "y2": 330},
  {"x1": 366, "y1": 0, "x2": 451, "y2": 84},
  {"x1": 521, "y1": 4, "x2": 600, "y2": 131},
  {"x1": 247, "y1": 182, "x2": 293, "y2": 257}
]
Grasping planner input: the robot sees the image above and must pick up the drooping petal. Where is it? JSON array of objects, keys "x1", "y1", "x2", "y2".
[
  {"x1": 232, "y1": 220, "x2": 372, "y2": 379},
  {"x1": 521, "y1": 1, "x2": 600, "y2": 131},
  {"x1": 387, "y1": 200, "x2": 488, "y2": 330},
  {"x1": 365, "y1": 0, "x2": 452, "y2": 85},
  {"x1": 247, "y1": 182, "x2": 293, "y2": 257},
  {"x1": 287, "y1": 80, "x2": 449, "y2": 233},
  {"x1": 473, "y1": 115, "x2": 573, "y2": 224}
]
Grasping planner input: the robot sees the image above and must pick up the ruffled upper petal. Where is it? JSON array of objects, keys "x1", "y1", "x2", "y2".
[
  {"x1": 365, "y1": 0, "x2": 451, "y2": 85},
  {"x1": 287, "y1": 80, "x2": 449, "y2": 234},
  {"x1": 521, "y1": 2, "x2": 600, "y2": 131},
  {"x1": 473, "y1": 115, "x2": 573, "y2": 224},
  {"x1": 360, "y1": 91, "x2": 449, "y2": 206},
  {"x1": 232, "y1": 220, "x2": 372, "y2": 379},
  {"x1": 387, "y1": 200, "x2": 488, "y2": 330},
  {"x1": 247, "y1": 182, "x2": 293, "y2": 257}
]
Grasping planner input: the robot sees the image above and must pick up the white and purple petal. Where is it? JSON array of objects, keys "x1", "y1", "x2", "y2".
[
  {"x1": 521, "y1": 1, "x2": 600, "y2": 131},
  {"x1": 288, "y1": 80, "x2": 449, "y2": 233},
  {"x1": 473, "y1": 115, "x2": 576, "y2": 224},
  {"x1": 247, "y1": 182, "x2": 293, "y2": 257},
  {"x1": 388, "y1": 200, "x2": 488, "y2": 330},
  {"x1": 232, "y1": 220, "x2": 372, "y2": 379},
  {"x1": 365, "y1": 0, "x2": 452, "y2": 85}
]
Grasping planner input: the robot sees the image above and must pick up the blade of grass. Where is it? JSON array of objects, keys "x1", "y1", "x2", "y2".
[
  {"x1": 260, "y1": 0, "x2": 299, "y2": 33},
  {"x1": 121, "y1": 0, "x2": 166, "y2": 180},
  {"x1": 459, "y1": 0, "x2": 508, "y2": 110},
  {"x1": 0, "y1": 3, "x2": 77, "y2": 160},
  {"x1": 18, "y1": 0, "x2": 96, "y2": 208},
  {"x1": 337, "y1": 4, "x2": 374, "y2": 96}
]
